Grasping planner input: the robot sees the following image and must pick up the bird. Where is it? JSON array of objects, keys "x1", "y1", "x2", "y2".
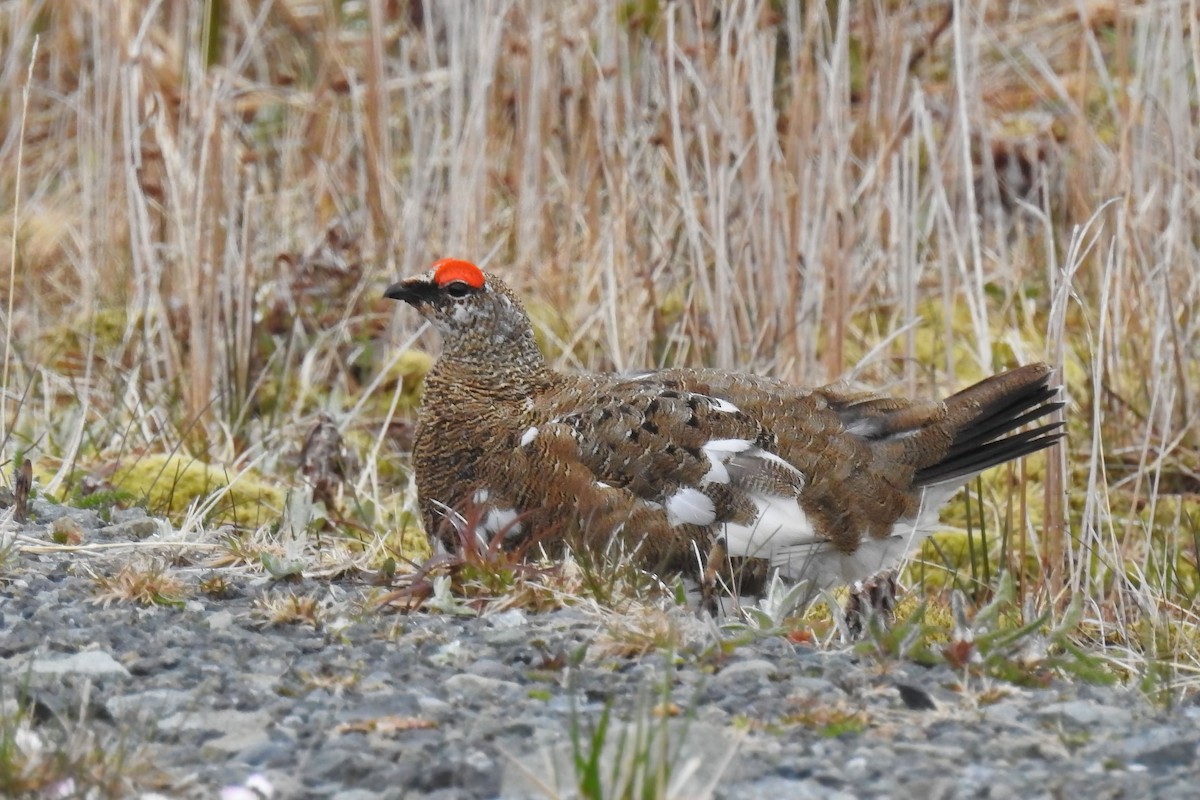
[{"x1": 384, "y1": 257, "x2": 1063, "y2": 613}]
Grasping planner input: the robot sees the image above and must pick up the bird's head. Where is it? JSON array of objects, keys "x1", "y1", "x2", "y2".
[{"x1": 385, "y1": 258, "x2": 543, "y2": 368}]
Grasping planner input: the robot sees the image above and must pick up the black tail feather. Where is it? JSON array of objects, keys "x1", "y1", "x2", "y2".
[
  {"x1": 946, "y1": 399, "x2": 1065, "y2": 457},
  {"x1": 915, "y1": 422, "x2": 1063, "y2": 486},
  {"x1": 914, "y1": 366, "x2": 1064, "y2": 487}
]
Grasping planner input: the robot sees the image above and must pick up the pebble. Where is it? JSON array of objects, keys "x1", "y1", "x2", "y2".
[
  {"x1": 99, "y1": 517, "x2": 162, "y2": 540},
  {"x1": 714, "y1": 657, "x2": 777, "y2": 682},
  {"x1": 1, "y1": 512, "x2": 1196, "y2": 799},
  {"x1": 24, "y1": 650, "x2": 132, "y2": 678},
  {"x1": 1117, "y1": 726, "x2": 1199, "y2": 767},
  {"x1": 106, "y1": 688, "x2": 194, "y2": 719},
  {"x1": 1038, "y1": 699, "x2": 1134, "y2": 728}
]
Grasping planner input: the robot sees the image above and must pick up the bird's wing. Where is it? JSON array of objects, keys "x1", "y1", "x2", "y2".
[{"x1": 518, "y1": 380, "x2": 828, "y2": 562}]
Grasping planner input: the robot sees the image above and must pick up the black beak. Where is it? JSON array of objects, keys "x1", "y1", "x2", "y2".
[{"x1": 384, "y1": 278, "x2": 436, "y2": 305}]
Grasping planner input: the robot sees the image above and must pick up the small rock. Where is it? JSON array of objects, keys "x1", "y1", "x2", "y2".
[
  {"x1": 994, "y1": 733, "x2": 1070, "y2": 761},
  {"x1": 208, "y1": 610, "x2": 236, "y2": 630},
  {"x1": 891, "y1": 742, "x2": 965, "y2": 760},
  {"x1": 483, "y1": 626, "x2": 529, "y2": 647},
  {"x1": 714, "y1": 659, "x2": 776, "y2": 684},
  {"x1": 430, "y1": 640, "x2": 470, "y2": 668},
  {"x1": 107, "y1": 688, "x2": 194, "y2": 719},
  {"x1": 895, "y1": 682, "x2": 937, "y2": 710},
  {"x1": 843, "y1": 755, "x2": 869, "y2": 778},
  {"x1": 416, "y1": 695, "x2": 452, "y2": 716},
  {"x1": 488, "y1": 609, "x2": 527, "y2": 628},
  {"x1": 1038, "y1": 700, "x2": 1133, "y2": 730},
  {"x1": 463, "y1": 748, "x2": 494, "y2": 772},
  {"x1": 101, "y1": 518, "x2": 162, "y2": 540},
  {"x1": 159, "y1": 708, "x2": 271, "y2": 734},
  {"x1": 466, "y1": 658, "x2": 516, "y2": 681},
  {"x1": 203, "y1": 724, "x2": 273, "y2": 758},
  {"x1": 29, "y1": 500, "x2": 103, "y2": 529},
  {"x1": 443, "y1": 673, "x2": 520, "y2": 698},
  {"x1": 750, "y1": 635, "x2": 802, "y2": 659},
  {"x1": 981, "y1": 699, "x2": 1027, "y2": 727},
  {"x1": 788, "y1": 676, "x2": 838, "y2": 697},
  {"x1": 111, "y1": 506, "x2": 149, "y2": 523},
  {"x1": 716, "y1": 777, "x2": 836, "y2": 800},
  {"x1": 1118, "y1": 726, "x2": 1199, "y2": 768},
  {"x1": 899, "y1": 777, "x2": 955, "y2": 800},
  {"x1": 28, "y1": 650, "x2": 131, "y2": 679},
  {"x1": 323, "y1": 791, "x2": 378, "y2": 800}
]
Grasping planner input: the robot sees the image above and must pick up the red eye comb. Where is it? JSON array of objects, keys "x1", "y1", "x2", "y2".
[{"x1": 431, "y1": 258, "x2": 485, "y2": 289}]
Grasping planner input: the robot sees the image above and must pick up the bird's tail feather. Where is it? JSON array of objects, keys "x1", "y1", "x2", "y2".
[{"x1": 914, "y1": 363, "x2": 1064, "y2": 487}]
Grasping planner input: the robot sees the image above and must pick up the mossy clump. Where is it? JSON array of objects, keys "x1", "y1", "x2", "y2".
[
  {"x1": 335, "y1": 495, "x2": 430, "y2": 565},
  {"x1": 112, "y1": 453, "x2": 284, "y2": 526},
  {"x1": 386, "y1": 350, "x2": 434, "y2": 406},
  {"x1": 386, "y1": 521, "x2": 432, "y2": 565},
  {"x1": 907, "y1": 529, "x2": 973, "y2": 591},
  {"x1": 841, "y1": 294, "x2": 1065, "y2": 392},
  {"x1": 39, "y1": 307, "x2": 136, "y2": 375},
  {"x1": 367, "y1": 349, "x2": 434, "y2": 412}
]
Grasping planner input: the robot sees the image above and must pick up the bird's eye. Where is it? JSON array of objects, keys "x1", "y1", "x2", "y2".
[{"x1": 445, "y1": 281, "x2": 472, "y2": 298}]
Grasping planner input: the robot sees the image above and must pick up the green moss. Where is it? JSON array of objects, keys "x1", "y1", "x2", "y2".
[
  {"x1": 381, "y1": 350, "x2": 434, "y2": 401},
  {"x1": 617, "y1": 0, "x2": 662, "y2": 38},
  {"x1": 818, "y1": 717, "x2": 867, "y2": 738},
  {"x1": 650, "y1": 285, "x2": 689, "y2": 366},
  {"x1": 781, "y1": 706, "x2": 868, "y2": 738},
  {"x1": 360, "y1": 501, "x2": 431, "y2": 564},
  {"x1": 365, "y1": 349, "x2": 434, "y2": 413},
  {"x1": 39, "y1": 308, "x2": 133, "y2": 372},
  {"x1": 112, "y1": 453, "x2": 284, "y2": 526},
  {"x1": 842, "y1": 294, "x2": 1066, "y2": 390}
]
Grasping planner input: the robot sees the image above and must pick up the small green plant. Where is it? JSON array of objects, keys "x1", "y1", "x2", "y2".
[
  {"x1": 562, "y1": 657, "x2": 728, "y2": 800},
  {"x1": 507, "y1": 652, "x2": 738, "y2": 799},
  {"x1": 380, "y1": 508, "x2": 574, "y2": 615},
  {"x1": 717, "y1": 572, "x2": 816, "y2": 646},
  {"x1": 260, "y1": 550, "x2": 306, "y2": 581},
  {"x1": 561, "y1": 524, "x2": 680, "y2": 611},
  {"x1": 779, "y1": 701, "x2": 870, "y2": 738},
  {"x1": 858, "y1": 571, "x2": 1116, "y2": 687},
  {"x1": 197, "y1": 571, "x2": 234, "y2": 598},
  {"x1": 69, "y1": 488, "x2": 137, "y2": 522},
  {"x1": 423, "y1": 574, "x2": 480, "y2": 617}
]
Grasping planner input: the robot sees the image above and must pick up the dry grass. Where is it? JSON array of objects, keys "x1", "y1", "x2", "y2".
[
  {"x1": 0, "y1": 704, "x2": 159, "y2": 799},
  {"x1": 90, "y1": 557, "x2": 188, "y2": 607},
  {"x1": 1, "y1": 1, "x2": 1197, "y2": 695}
]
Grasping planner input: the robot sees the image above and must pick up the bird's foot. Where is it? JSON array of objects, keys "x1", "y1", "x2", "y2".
[
  {"x1": 844, "y1": 571, "x2": 900, "y2": 638},
  {"x1": 698, "y1": 537, "x2": 729, "y2": 617}
]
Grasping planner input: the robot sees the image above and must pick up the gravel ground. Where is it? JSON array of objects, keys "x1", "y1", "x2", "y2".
[{"x1": 3, "y1": 501, "x2": 1199, "y2": 799}]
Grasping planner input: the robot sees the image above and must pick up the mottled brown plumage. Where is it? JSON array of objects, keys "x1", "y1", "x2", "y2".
[{"x1": 385, "y1": 259, "x2": 1063, "y2": 595}]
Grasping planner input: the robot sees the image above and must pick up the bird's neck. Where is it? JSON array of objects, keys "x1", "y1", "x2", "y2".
[{"x1": 427, "y1": 346, "x2": 556, "y2": 400}]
